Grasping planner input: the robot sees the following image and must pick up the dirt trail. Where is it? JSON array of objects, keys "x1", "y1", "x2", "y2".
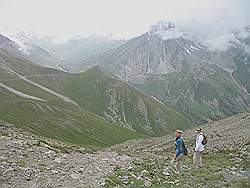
[
  {"x1": 0, "y1": 82, "x2": 47, "y2": 101},
  {"x1": 2, "y1": 66, "x2": 79, "y2": 105}
]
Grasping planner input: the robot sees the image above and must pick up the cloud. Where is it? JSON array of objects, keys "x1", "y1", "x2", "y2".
[
  {"x1": 151, "y1": 21, "x2": 248, "y2": 51},
  {"x1": 0, "y1": 0, "x2": 249, "y2": 42}
]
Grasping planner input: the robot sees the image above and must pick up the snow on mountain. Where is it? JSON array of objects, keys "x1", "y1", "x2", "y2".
[
  {"x1": 150, "y1": 22, "x2": 185, "y2": 41},
  {"x1": 149, "y1": 22, "x2": 250, "y2": 52}
]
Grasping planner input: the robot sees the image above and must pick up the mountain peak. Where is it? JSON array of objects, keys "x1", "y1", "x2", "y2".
[
  {"x1": 86, "y1": 64, "x2": 121, "y2": 81},
  {"x1": 148, "y1": 22, "x2": 184, "y2": 41},
  {"x1": 150, "y1": 22, "x2": 175, "y2": 33}
]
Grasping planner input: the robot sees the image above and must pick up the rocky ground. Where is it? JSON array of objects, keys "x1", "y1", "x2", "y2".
[
  {"x1": 0, "y1": 123, "x2": 132, "y2": 187},
  {"x1": 104, "y1": 112, "x2": 250, "y2": 187},
  {"x1": 0, "y1": 112, "x2": 249, "y2": 187}
]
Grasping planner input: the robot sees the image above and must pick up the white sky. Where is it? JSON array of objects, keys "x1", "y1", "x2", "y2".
[{"x1": 0, "y1": 0, "x2": 249, "y2": 40}]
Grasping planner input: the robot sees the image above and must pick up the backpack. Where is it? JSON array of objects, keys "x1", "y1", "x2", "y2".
[
  {"x1": 181, "y1": 138, "x2": 188, "y2": 155},
  {"x1": 201, "y1": 134, "x2": 207, "y2": 145}
]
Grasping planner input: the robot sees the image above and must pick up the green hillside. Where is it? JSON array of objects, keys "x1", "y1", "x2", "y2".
[
  {"x1": 29, "y1": 65, "x2": 192, "y2": 136},
  {"x1": 233, "y1": 52, "x2": 250, "y2": 93},
  {"x1": 0, "y1": 84, "x2": 145, "y2": 149},
  {"x1": 136, "y1": 64, "x2": 250, "y2": 125},
  {"x1": 0, "y1": 49, "x2": 145, "y2": 148},
  {"x1": 0, "y1": 48, "x2": 192, "y2": 149}
]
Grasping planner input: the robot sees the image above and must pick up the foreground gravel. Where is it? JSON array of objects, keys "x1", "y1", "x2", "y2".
[
  {"x1": 0, "y1": 123, "x2": 132, "y2": 187},
  {"x1": 0, "y1": 112, "x2": 249, "y2": 187}
]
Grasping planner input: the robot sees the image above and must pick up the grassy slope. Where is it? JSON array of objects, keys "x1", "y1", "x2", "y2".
[
  {"x1": 29, "y1": 66, "x2": 192, "y2": 136},
  {"x1": 0, "y1": 86, "x2": 145, "y2": 148},
  {"x1": 136, "y1": 64, "x2": 250, "y2": 125},
  {"x1": 0, "y1": 48, "x2": 192, "y2": 145},
  {"x1": 232, "y1": 53, "x2": 250, "y2": 93},
  {"x1": 0, "y1": 50, "x2": 145, "y2": 148}
]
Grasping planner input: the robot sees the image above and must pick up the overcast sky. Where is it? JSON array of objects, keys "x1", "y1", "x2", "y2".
[{"x1": 0, "y1": 0, "x2": 249, "y2": 40}]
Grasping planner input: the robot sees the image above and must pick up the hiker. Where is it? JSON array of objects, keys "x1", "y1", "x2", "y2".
[
  {"x1": 166, "y1": 130, "x2": 187, "y2": 175},
  {"x1": 193, "y1": 128, "x2": 205, "y2": 169}
]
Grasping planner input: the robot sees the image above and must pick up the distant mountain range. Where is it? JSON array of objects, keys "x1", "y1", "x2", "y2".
[
  {"x1": 0, "y1": 33, "x2": 60, "y2": 68},
  {"x1": 9, "y1": 32, "x2": 125, "y2": 72},
  {"x1": 0, "y1": 36, "x2": 191, "y2": 148},
  {"x1": 0, "y1": 22, "x2": 249, "y2": 147},
  {"x1": 96, "y1": 22, "x2": 250, "y2": 124}
]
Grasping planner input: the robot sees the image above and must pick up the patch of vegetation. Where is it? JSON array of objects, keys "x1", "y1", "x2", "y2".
[
  {"x1": 0, "y1": 88, "x2": 144, "y2": 149},
  {"x1": 0, "y1": 50, "x2": 192, "y2": 149},
  {"x1": 16, "y1": 160, "x2": 27, "y2": 168},
  {"x1": 233, "y1": 53, "x2": 250, "y2": 93},
  {"x1": 136, "y1": 64, "x2": 250, "y2": 125},
  {"x1": 30, "y1": 65, "x2": 192, "y2": 136},
  {"x1": 105, "y1": 150, "x2": 249, "y2": 187},
  {"x1": 37, "y1": 162, "x2": 47, "y2": 171}
]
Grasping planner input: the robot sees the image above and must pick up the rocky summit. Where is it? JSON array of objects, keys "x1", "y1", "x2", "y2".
[{"x1": 1, "y1": 112, "x2": 249, "y2": 187}]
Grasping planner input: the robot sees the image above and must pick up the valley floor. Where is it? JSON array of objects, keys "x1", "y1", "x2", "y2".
[{"x1": 0, "y1": 112, "x2": 249, "y2": 187}]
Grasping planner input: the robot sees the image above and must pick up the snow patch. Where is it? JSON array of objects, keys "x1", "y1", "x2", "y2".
[
  {"x1": 151, "y1": 96, "x2": 164, "y2": 104},
  {"x1": 125, "y1": 65, "x2": 132, "y2": 72},
  {"x1": 55, "y1": 63, "x2": 67, "y2": 72},
  {"x1": 184, "y1": 48, "x2": 191, "y2": 55}
]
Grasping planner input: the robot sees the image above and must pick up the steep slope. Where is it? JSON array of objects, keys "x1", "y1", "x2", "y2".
[
  {"x1": 0, "y1": 49, "x2": 144, "y2": 148},
  {"x1": 100, "y1": 26, "x2": 236, "y2": 82},
  {"x1": 98, "y1": 23, "x2": 250, "y2": 124},
  {"x1": 0, "y1": 121, "x2": 135, "y2": 187},
  {"x1": 0, "y1": 33, "x2": 59, "y2": 68},
  {"x1": 100, "y1": 23, "x2": 249, "y2": 83},
  {"x1": 232, "y1": 35, "x2": 250, "y2": 93},
  {"x1": 1, "y1": 112, "x2": 248, "y2": 187},
  {"x1": 29, "y1": 65, "x2": 192, "y2": 136},
  {"x1": 136, "y1": 64, "x2": 250, "y2": 124},
  {"x1": 13, "y1": 32, "x2": 125, "y2": 72},
  {"x1": 0, "y1": 47, "x2": 192, "y2": 146},
  {"x1": 105, "y1": 112, "x2": 249, "y2": 187}
]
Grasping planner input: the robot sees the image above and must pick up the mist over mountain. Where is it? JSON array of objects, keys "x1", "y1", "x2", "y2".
[
  {"x1": 1, "y1": 19, "x2": 249, "y2": 126},
  {"x1": 7, "y1": 31, "x2": 125, "y2": 71},
  {"x1": 150, "y1": 21, "x2": 250, "y2": 52}
]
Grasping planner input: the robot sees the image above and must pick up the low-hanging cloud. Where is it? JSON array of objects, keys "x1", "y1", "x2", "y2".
[
  {"x1": 0, "y1": 0, "x2": 249, "y2": 48},
  {"x1": 153, "y1": 23, "x2": 249, "y2": 51},
  {"x1": 150, "y1": 0, "x2": 250, "y2": 51}
]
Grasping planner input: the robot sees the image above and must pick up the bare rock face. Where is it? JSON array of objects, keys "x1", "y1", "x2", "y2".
[
  {"x1": 94, "y1": 23, "x2": 250, "y2": 126},
  {"x1": 102, "y1": 22, "x2": 248, "y2": 83}
]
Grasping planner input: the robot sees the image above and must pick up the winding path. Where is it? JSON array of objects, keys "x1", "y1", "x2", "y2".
[{"x1": 0, "y1": 83, "x2": 47, "y2": 101}]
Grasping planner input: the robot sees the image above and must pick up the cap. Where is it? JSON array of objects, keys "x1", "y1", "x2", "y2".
[
  {"x1": 175, "y1": 130, "x2": 183, "y2": 134},
  {"x1": 196, "y1": 128, "x2": 202, "y2": 131}
]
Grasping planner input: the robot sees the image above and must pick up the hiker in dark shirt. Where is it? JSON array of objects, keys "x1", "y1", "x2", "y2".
[{"x1": 165, "y1": 130, "x2": 186, "y2": 175}]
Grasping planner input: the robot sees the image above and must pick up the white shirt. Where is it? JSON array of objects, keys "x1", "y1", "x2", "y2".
[{"x1": 195, "y1": 133, "x2": 204, "y2": 152}]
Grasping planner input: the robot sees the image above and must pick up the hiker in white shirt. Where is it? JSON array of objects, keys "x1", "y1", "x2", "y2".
[{"x1": 193, "y1": 128, "x2": 205, "y2": 169}]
